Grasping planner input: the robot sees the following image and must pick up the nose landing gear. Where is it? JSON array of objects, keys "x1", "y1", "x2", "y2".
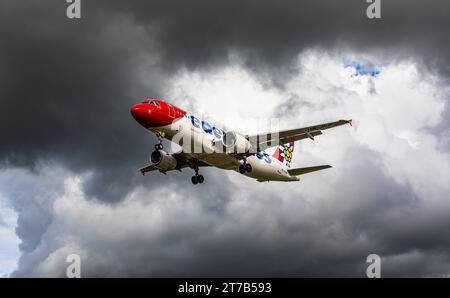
[{"x1": 154, "y1": 131, "x2": 164, "y2": 150}]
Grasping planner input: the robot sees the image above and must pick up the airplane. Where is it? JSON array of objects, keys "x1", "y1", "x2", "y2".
[{"x1": 130, "y1": 99, "x2": 352, "y2": 185}]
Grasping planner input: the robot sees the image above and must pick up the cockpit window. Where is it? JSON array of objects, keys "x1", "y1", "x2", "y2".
[
  {"x1": 149, "y1": 101, "x2": 160, "y2": 107},
  {"x1": 141, "y1": 99, "x2": 150, "y2": 104}
]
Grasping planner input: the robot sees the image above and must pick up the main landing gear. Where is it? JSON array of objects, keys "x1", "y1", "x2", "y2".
[
  {"x1": 191, "y1": 160, "x2": 204, "y2": 185},
  {"x1": 239, "y1": 162, "x2": 252, "y2": 174},
  {"x1": 191, "y1": 174, "x2": 204, "y2": 185},
  {"x1": 154, "y1": 132, "x2": 164, "y2": 150}
]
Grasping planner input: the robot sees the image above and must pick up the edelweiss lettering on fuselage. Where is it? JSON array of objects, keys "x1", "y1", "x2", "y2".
[
  {"x1": 256, "y1": 151, "x2": 272, "y2": 164},
  {"x1": 189, "y1": 114, "x2": 273, "y2": 164},
  {"x1": 189, "y1": 114, "x2": 224, "y2": 140}
]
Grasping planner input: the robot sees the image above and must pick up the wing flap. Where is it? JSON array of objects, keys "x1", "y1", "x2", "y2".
[
  {"x1": 257, "y1": 131, "x2": 323, "y2": 148},
  {"x1": 288, "y1": 165, "x2": 332, "y2": 176}
]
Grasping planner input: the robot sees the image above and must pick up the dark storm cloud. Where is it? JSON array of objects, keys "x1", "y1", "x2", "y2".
[
  {"x1": 105, "y1": 0, "x2": 450, "y2": 79},
  {"x1": 0, "y1": 0, "x2": 169, "y2": 201},
  {"x1": 1, "y1": 0, "x2": 450, "y2": 277},
  {"x1": 2, "y1": 0, "x2": 450, "y2": 199}
]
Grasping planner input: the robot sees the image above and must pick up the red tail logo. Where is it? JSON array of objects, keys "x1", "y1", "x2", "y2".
[{"x1": 272, "y1": 141, "x2": 295, "y2": 167}]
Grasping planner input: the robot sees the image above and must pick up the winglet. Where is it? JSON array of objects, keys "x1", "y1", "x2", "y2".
[{"x1": 348, "y1": 119, "x2": 353, "y2": 126}]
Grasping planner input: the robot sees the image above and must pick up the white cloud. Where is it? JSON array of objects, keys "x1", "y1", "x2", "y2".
[
  {"x1": 168, "y1": 50, "x2": 450, "y2": 203},
  {"x1": 169, "y1": 61, "x2": 284, "y2": 134},
  {"x1": 0, "y1": 195, "x2": 20, "y2": 277}
]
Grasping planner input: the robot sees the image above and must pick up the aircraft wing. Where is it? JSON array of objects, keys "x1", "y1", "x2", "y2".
[
  {"x1": 288, "y1": 165, "x2": 332, "y2": 176},
  {"x1": 247, "y1": 119, "x2": 352, "y2": 150},
  {"x1": 139, "y1": 151, "x2": 211, "y2": 175}
]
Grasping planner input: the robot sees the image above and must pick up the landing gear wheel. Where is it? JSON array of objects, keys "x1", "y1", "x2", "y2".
[
  {"x1": 197, "y1": 175, "x2": 204, "y2": 184},
  {"x1": 154, "y1": 132, "x2": 164, "y2": 150},
  {"x1": 245, "y1": 163, "x2": 252, "y2": 173},
  {"x1": 190, "y1": 159, "x2": 204, "y2": 185},
  {"x1": 239, "y1": 165, "x2": 246, "y2": 174}
]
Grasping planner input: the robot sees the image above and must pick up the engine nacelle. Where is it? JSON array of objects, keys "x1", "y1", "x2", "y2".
[
  {"x1": 150, "y1": 150, "x2": 177, "y2": 171},
  {"x1": 223, "y1": 131, "x2": 252, "y2": 153}
]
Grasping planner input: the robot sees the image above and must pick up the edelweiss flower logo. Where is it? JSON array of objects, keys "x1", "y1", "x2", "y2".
[{"x1": 280, "y1": 143, "x2": 294, "y2": 163}]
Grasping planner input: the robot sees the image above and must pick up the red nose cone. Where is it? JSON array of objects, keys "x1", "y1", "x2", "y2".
[
  {"x1": 130, "y1": 104, "x2": 149, "y2": 125},
  {"x1": 130, "y1": 105, "x2": 142, "y2": 116},
  {"x1": 130, "y1": 101, "x2": 185, "y2": 128}
]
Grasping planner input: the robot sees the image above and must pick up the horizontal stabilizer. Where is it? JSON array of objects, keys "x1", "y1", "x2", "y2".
[
  {"x1": 288, "y1": 165, "x2": 332, "y2": 176},
  {"x1": 139, "y1": 164, "x2": 158, "y2": 175},
  {"x1": 139, "y1": 151, "x2": 212, "y2": 176}
]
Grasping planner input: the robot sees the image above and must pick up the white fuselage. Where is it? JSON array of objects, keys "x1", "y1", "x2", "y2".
[{"x1": 149, "y1": 113, "x2": 298, "y2": 182}]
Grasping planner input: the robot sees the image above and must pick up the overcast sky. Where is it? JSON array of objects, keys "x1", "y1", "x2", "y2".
[{"x1": 1, "y1": 0, "x2": 450, "y2": 277}]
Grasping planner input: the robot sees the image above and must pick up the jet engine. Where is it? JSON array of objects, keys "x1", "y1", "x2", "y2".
[
  {"x1": 150, "y1": 150, "x2": 177, "y2": 171},
  {"x1": 223, "y1": 131, "x2": 252, "y2": 153}
]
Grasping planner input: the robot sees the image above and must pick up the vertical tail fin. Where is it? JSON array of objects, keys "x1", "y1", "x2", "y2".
[{"x1": 272, "y1": 141, "x2": 295, "y2": 168}]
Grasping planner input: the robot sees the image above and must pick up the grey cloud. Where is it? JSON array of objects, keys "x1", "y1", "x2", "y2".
[
  {"x1": 8, "y1": 147, "x2": 450, "y2": 278},
  {"x1": 0, "y1": 216, "x2": 6, "y2": 227}
]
